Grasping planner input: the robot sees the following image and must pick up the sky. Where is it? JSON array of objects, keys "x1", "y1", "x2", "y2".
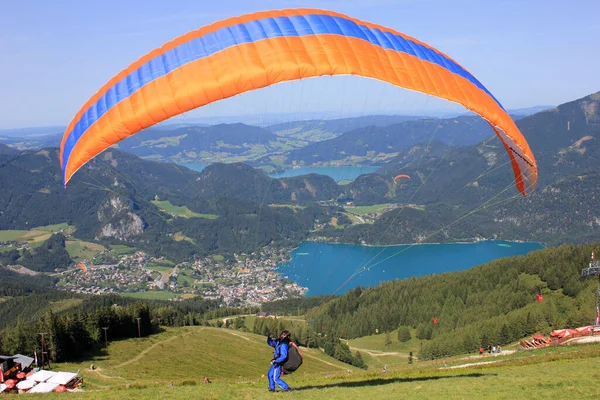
[{"x1": 1, "y1": 0, "x2": 599, "y2": 128}]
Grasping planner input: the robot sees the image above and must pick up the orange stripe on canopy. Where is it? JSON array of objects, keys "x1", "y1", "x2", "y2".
[{"x1": 60, "y1": 9, "x2": 537, "y2": 196}]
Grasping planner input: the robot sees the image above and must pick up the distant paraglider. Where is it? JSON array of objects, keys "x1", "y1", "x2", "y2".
[
  {"x1": 393, "y1": 174, "x2": 411, "y2": 183},
  {"x1": 432, "y1": 317, "x2": 439, "y2": 325},
  {"x1": 77, "y1": 262, "x2": 88, "y2": 273}
]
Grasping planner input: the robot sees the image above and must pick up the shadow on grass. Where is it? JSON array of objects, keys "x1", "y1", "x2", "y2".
[{"x1": 295, "y1": 372, "x2": 495, "y2": 391}]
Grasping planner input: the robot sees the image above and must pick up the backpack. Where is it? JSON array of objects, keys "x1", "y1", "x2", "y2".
[{"x1": 281, "y1": 341, "x2": 303, "y2": 374}]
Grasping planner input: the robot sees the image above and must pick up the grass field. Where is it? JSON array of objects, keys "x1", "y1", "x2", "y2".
[
  {"x1": 0, "y1": 230, "x2": 30, "y2": 241},
  {"x1": 66, "y1": 240, "x2": 105, "y2": 261},
  {"x1": 45, "y1": 326, "x2": 600, "y2": 399},
  {"x1": 54, "y1": 327, "x2": 356, "y2": 389},
  {"x1": 176, "y1": 271, "x2": 196, "y2": 286},
  {"x1": 35, "y1": 222, "x2": 70, "y2": 232},
  {"x1": 145, "y1": 265, "x2": 173, "y2": 274},
  {"x1": 345, "y1": 204, "x2": 392, "y2": 216},
  {"x1": 109, "y1": 244, "x2": 137, "y2": 255},
  {"x1": 347, "y1": 328, "x2": 420, "y2": 354},
  {"x1": 0, "y1": 223, "x2": 75, "y2": 244},
  {"x1": 152, "y1": 200, "x2": 218, "y2": 219},
  {"x1": 173, "y1": 232, "x2": 195, "y2": 244},
  {"x1": 121, "y1": 291, "x2": 179, "y2": 301}
]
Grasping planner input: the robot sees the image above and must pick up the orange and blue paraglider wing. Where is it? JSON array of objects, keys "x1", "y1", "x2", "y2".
[
  {"x1": 77, "y1": 262, "x2": 88, "y2": 273},
  {"x1": 60, "y1": 8, "x2": 537, "y2": 195}
]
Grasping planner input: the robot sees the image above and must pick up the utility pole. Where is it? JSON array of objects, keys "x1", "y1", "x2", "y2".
[
  {"x1": 307, "y1": 318, "x2": 313, "y2": 349},
  {"x1": 136, "y1": 318, "x2": 142, "y2": 338},
  {"x1": 37, "y1": 333, "x2": 49, "y2": 370},
  {"x1": 581, "y1": 251, "x2": 600, "y2": 331},
  {"x1": 102, "y1": 327, "x2": 109, "y2": 346}
]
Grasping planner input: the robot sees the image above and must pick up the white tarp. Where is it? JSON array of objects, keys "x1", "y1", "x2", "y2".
[
  {"x1": 28, "y1": 382, "x2": 60, "y2": 394},
  {"x1": 28, "y1": 370, "x2": 57, "y2": 382},
  {"x1": 47, "y1": 372, "x2": 78, "y2": 385},
  {"x1": 0, "y1": 384, "x2": 7, "y2": 393},
  {"x1": 16, "y1": 379, "x2": 37, "y2": 390}
]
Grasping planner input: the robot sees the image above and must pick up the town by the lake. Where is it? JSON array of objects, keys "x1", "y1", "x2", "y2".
[{"x1": 56, "y1": 246, "x2": 308, "y2": 307}]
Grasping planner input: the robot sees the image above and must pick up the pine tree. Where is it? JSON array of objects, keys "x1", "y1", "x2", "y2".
[
  {"x1": 384, "y1": 332, "x2": 392, "y2": 346},
  {"x1": 397, "y1": 325, "x2": 411, "y2": 342},
  {"x1": 353, "y1": 351, "x2": 366, "y2": 369}
]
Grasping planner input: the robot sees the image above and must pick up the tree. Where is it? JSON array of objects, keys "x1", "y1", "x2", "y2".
[
  {"x1": 353, "y1": 351, "x2": 367, "y2": 369},
  {"x1": 499, "y1": 323, "x2": 510, "y2": 345},
  {"x1": 397, "y1": 325, "x2": 411, "y2": 342},
  {"x1": 384, "y1": 332, "x2": 392, "y2": 346},
  {"x1": 234, "y1": 317, "x2": 246, "y2": 330}
]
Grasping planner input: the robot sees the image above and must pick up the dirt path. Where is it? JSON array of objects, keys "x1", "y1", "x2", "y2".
[
  {"x1": 349, "y1": 346, "x2": 406, "y2": 357},
  {"x1": 443, "y1": 360, "x2": 501, "y2": 369},
  {"x1": 115, "y1": 330, "x2": 198, "y2": 369},
  {"x1": 303, "y1": 352, "x2": 349, "y2": 370},
  {"x1": 221, "y1": 314, "x2": 254, "y2": 324},
  {"x1": 88, "y1": 368, "x2": 124, "y2": 381},
  {"x1": 223, "y1": 329, "x2": 252, "y2": 341},
  {"x1": 566, "y1": 335, "x2": 600, "y2": 344}
]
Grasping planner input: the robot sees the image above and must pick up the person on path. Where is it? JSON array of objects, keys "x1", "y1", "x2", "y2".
[{"x1": 267, "y1": 330, "x2": 292, "y2": 392}]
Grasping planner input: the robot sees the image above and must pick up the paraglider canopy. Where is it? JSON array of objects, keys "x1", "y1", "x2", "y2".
[
  {"x1": 60, "y1": 8, "x2": 538, "y2": 196},
  {"x1": 432, "y1": 317, "x2": 438, "y2": 325},
  {"x1": 77, "y1": 262, "x2": 87, "y2": 273},
  {"x1": 394, "y1": 174, "x2": 411, "y2": 183}
]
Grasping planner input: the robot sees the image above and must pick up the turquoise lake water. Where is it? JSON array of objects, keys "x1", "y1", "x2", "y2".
[
  {"x1": 178, "y1": 163, "x2": 379, "y2": 182},
  {"x1": 276, "y1": 241, "x2": 544, "y2": 296}
]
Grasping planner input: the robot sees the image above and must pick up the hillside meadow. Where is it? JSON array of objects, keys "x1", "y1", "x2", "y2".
[{"x1": 40, "y1": 326, "x2": 600, "y2": 399}]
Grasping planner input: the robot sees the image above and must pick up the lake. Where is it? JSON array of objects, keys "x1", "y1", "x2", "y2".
[
  {"x1": 276, "y1": 241, "x2": 544, "y2": 296},
  {"x1": 178, "y1": 162, "x2": 206, "y2": 173},
  {"x1": 178, "y1": 163, "x2": 379, "y2": 182},
  {"x1": 269, "y1": 166, "x2": 379, "y2": 182}
]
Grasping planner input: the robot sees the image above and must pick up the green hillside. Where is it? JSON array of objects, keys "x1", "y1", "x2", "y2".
[
  {"x1": 308, "y1": 241, "x2": 600, "y2": 360},
  {"x1": 45, "y1": 329, "x2": 600, "y2": 398},
  {"x1": 56, "y1": 326, "x2": 356, "y2": 387}
]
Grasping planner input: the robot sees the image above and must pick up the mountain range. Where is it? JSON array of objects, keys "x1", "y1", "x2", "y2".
[
  {"x1": 0, "y1": 145, "x2": 347, "y2": 262},
  {"x1": 333, "y1": 92, "x2": 600, "y2": 246},
  {"x1": 0, "y1": 93, "x2": 598, "y2": 260},
  {"x1": 0, "y1": 111, "x2": 542, "y2": 170}
]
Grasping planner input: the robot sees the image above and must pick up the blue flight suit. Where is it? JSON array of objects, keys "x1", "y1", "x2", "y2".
[{"x1": 267, "y1": 336, "x2": 290, "y2": 391}]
